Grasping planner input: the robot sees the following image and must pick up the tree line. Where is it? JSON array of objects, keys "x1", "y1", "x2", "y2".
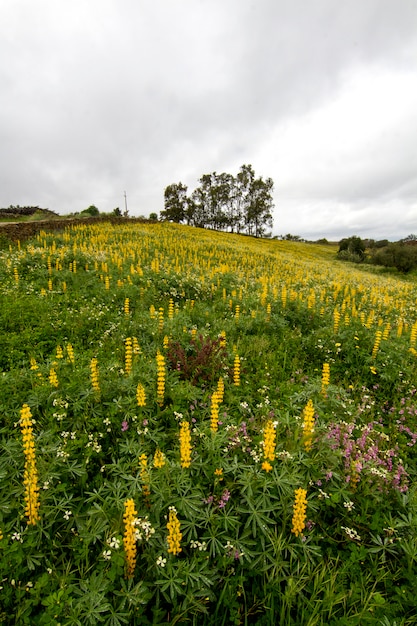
[{"x1": 161, "y1": 164, "x2": 274, "y2": 237}]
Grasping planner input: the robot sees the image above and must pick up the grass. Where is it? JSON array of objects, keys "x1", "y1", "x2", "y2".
[{"x1": 0, "y1": 221, "x2": 416, "y2": 625}]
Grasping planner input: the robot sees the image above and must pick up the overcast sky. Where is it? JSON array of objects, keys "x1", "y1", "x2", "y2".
[{"x1": 1, "y1": 0, "x2": 416, "y2": 240}]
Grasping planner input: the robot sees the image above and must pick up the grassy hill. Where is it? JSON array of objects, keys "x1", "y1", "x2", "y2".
[{"x1": 0, "y1": 221, "x2": 416, "y2": 625}]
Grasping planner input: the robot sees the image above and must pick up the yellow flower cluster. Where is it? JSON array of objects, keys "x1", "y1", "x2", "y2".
[
  {"x1": 66, "y1": 343, "x2": 75, "y2": 364},
  {"x1": 153, "y1": 448, "x2": 166, "y2": 468},
  {"x1": 219, "y1": 330, "x2": 226, "y2": 348},
  {"x1": 136, "y1": 383, "x2": 146, "y2": 407},
  {"x1": 49, "y1": 367, "x2": 59, "y2": 388},
  {"x1": 168, "y1": 298, "x2": 174, "y2": 319},
  {"x1": 210, "y1": 391, "x2": 221, "y2": 433},
  {"x1": 124, "y1": 298, "x2": 130, "y2": 316},
  {"x1": 139, "y1": 454, "x2": 150, "y2": 500},
  {"x1": 125, "y1": 337, "x2": 133, "y2": 375},
  {"x1": 291, "y1": 488, "x2": 307, "y2": 537},
  {"x1": 235, "y1": 305, "x2": 240, "y2": 321},
  {"x1": 158, "y1": 307, "x2": 164, "y2": 332},
  {"x1": 233, "y1": 354, "x2": 240, "y2": 386},
  {"x1": 56, "y1": 345, "x2": 63, "y2": 359},
  {"x1": 321, "y1": 362, "x2": 330, "y2": 397},
  {"x1": 167, "y1": 506, "x2": 182, "y2": 555},
  {"x1": 261, "y1": 420, "x2": 276, "y2": 472},
  {"x1": 90, "y1": 358, "x2": 100, "y2": 395},
  {"x1": 333, "y1": 308, "x2": 341, "y2": 333},
  {"x1": 217, "y1": 377, "x2": 224, "y2": 403},
  {"x1": 133, "y1": 336, "x2": 141, "y2": 354},
  {"x1": 163, "y1": 335, "x2": 169, "y2": 349},
  {"x1": 20, "y1": 404, "x2": 40, "y2": 525},
  {"x1": 156, "y1": 352, "x2": 166, "y2": 406},
  {"x1": 372, "y1": 329, "x2": 383, "y2": 359},
  {"x1": 123, "y1": 498, "x2": 138, "y2": 578},
  {"x1": 302, "y1": 399, "x2": 315, "y2": 451},
  {"x1": 179, "y1": 421, "x2": 192, "y2": 468}
]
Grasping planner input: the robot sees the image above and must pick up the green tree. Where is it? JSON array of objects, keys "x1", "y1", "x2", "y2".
[
  {"x1": 161, "y1": 183, "x2": 188, "y2": 223},
  {"x1": 81, "y1": 205, "x2": 100, "y2": 217},
  {"x1": 338, "y1": 236, "x2": 366, "y2": 262}
]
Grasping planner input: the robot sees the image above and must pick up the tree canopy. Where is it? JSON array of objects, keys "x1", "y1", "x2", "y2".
[{"x1": 161, "y1": 164, "x2": 274, "y2": 237}]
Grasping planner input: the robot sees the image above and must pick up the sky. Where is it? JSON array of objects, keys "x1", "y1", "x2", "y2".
[{"x1": 1, "y1": 0, "x2": 416, "y2": 241}]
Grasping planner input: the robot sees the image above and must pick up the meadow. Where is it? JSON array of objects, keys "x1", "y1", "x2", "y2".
[{"x1": 0, "y1": 221, "x2": 416, "y2": 625}]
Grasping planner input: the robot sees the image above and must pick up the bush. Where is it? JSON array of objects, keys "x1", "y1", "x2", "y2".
[{"x1": 371, "y1": 243, "x2": 417, "y2": 273}]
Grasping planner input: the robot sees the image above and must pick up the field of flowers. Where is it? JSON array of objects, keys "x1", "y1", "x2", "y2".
[{"x1": 0, "y1": 221, "x2": 417, "y2": 625}]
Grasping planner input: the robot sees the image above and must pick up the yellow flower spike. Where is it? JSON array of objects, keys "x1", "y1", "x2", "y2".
[
  {"x1": 49, "y1": 368, "x2": 59, "y2": 388},
  {"x1": 125, "y1": 337, "x2": 133, "y2": 375},
  {"x1": 156, "y1": 352, "x2": 166, "y2": 406},
  {"x1": 216, "y1": 377, "x2": 224, "y2": 403},
  {"x1": 123, "y1": 498, "x2": 138, "y2": 578},
  {"x1": 167, "y1": 506, "x2": 182, "y2": 555},
  {"x1": 136, "y1": 383, "x2": 146, "y2": 407},
  {"x1": 210, "y1": 391, "x2": 220, "y2": 433},
  {"x1": 372, "y1": 329, "x2": 383, "y2": 359},
  {"x1": 321, "y1": 362, "x2": 330, "y2": 397},
  {"x1": 153, "y1": 449, "x2": 166, "y2": 468},
  {"x1": 66, "y1": 343, "x2": 75, "y2": 364},
  {"x1": 333, "y1": 308, "x2": 341, "y2": 333},
  {"x1": 124, "y1": 298, "x2": 130, "y2": 316},
  {"x1": 302, "y1": 400, "x2": 315, "y2": 451},
  {"x1": 158, "y1": 307, "x2": 164, "y2": 332},
  {"x1": 262, "y1": 420, "x2": 276, "y2": 471},
  {"x1": 179, "y1": 420, "x2": 192, "y2": 468},
  {"x1": 291, "y1": 488, "x2": 307, "y2": 537},
  {"x1": 20, "y1": 404, "x2": 40, "y2": 525},
  {"x1": 139, "y1": 454, "x2": 150, "y2": 500},
  {"x1": 233, "y1": 354, "x2": 241, "y2": 386},
  {"x1": 90, "y1": 358, "x2": 100, "y2": 396}
]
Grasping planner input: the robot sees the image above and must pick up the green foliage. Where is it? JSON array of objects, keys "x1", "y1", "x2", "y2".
[
  {"x1": 0, "y1": 222, "x2": 417, "y2": 624},
  {"x1": 337, "y1": 236, "x2": 366, "y2": 262},
  {"x1": 371, "y1": 242, "x2": 417, "y2": 273},
  {"x1": 162, "y1": 165, "x2": 274, "y2": 237},
  {"x1": 81, "y1": 205, "x2": 100, "y2": 217}
]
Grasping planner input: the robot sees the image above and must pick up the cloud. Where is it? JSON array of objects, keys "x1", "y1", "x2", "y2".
[{"x1": 0, "y1": 0, "x2": 416, "y2": 239}]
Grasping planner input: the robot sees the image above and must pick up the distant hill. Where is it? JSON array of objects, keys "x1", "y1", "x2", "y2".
[{"x1": 0, "y1": 205, "x2": 59, "y2": 219}]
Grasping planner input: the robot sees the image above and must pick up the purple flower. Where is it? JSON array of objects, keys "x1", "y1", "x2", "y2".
[{"x1": 121, "y1": 420, "x2": 129, "y2": 432}]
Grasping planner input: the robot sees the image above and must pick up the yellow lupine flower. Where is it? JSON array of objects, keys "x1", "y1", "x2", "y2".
[
  {"x1": 49, "y1": 367, "x2": 59, "y2": 388},
  {"x1": 302, "y1": 399, "x2": 315, "y2": 451},
  {"x1": 136, "y1": 383, "x2": 146, "y2": 407},
  {"x1": 179, "y1": 421, "x2": 192, "y2": 468},
  {"x1": 156, "y1": 352, "x2": 166, "y2": 406},
  {"x1": 167, "y1": 506, "x2": 182, "y2": 555},
  {"x1": 123, "y1": 499, "x2": 138, "y2": 578},
  {"x1": 291, "y1": 488, "x2": 307, "y2": 537},
  {"x1": 153, "y1": 449, "x2": 166, "y2": 469},
  {"x1": 139, "y1": 454, "x2": 150, "y2": 499},
  {"x1": 20, "y1": 404, "x2": 40, "y2": 525},
  {"x1": 233, "y1": 354, "x2": 240, "y2": 386},
  {"x1": 210, "y1": 391, "x2": 220, "y2": 433},
  {"x1": 321, "y1": 362, "x2": 330, "y2": 397},
  {"x1": 125, "y1": 337, "x2": 133, "y2": 375},
  {"x1": 66, "y1": 343, "x2": 75, "y2": 364},
  {"x1": 262, "y1": 420, "x2": 276, "y2": 471},
  {"x1": 90, "y1": 358, "x2": 100, "y2": 395}
]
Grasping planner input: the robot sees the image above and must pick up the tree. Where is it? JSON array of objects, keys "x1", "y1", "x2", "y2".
[
  {"x1": 81, "y1": 205, "x2": 100, "y2": 217},
  {"x1": 338, "y1": 236, "x2": 366, "y2": 262},
  {"x1": 162, "y1": 165, "x2": 275, "y2": 236},
  {"x1": 161, "y1": 183, "x2": 188, "y2": 223}
]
